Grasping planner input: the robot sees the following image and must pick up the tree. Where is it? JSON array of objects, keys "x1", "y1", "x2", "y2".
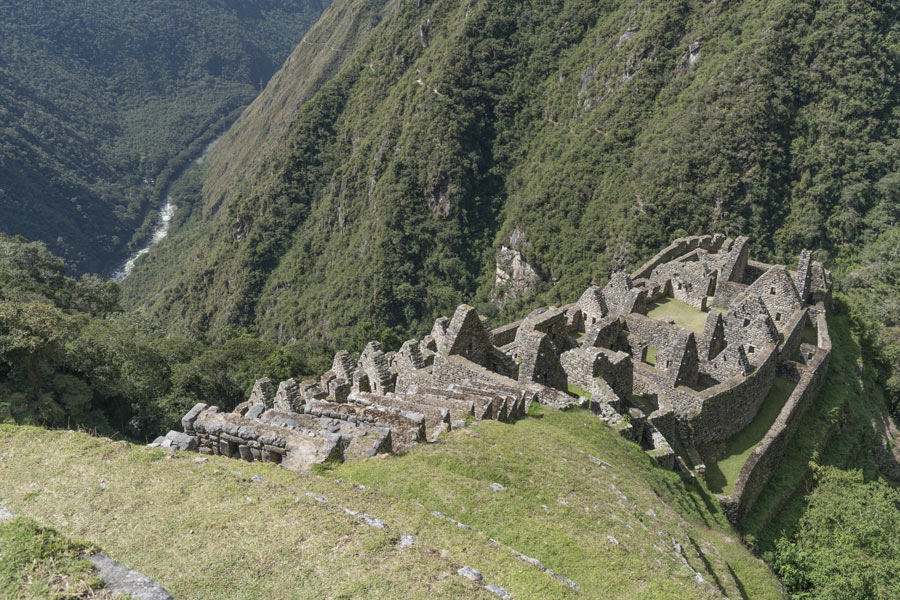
[{"x1": 775, "y1": 465, "x2": 900, "y2": 600}]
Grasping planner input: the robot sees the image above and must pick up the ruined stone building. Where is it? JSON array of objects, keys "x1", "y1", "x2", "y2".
[{"x1": 157, "y1": 234, "x2": 832, "y2": 524}]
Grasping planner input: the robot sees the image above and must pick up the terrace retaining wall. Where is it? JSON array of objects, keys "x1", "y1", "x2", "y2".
[{"x1": 717, "y1": 346, "x2": 829, "y2": 525}]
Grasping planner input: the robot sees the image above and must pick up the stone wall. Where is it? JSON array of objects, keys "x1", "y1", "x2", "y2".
[
  {"x1": 718, "y1": 346, "x2": 830, "y2": 525},
  {"x1": 794, "y1": 250, "x2": 813, "y2": 300},
  {"x1": 516, "y1": 332, "x2": 567, "y2": 389},
  {"x1": 651, "y1": 257, "x2": 716, "y2": 310},
  {"x1": 624, "y1": 314, "x2": 699, "y2": 386},
  {"x1": 684, "y1": 343, "x2": 778, "y2": 446},
  {"x1": 723, "y1": 295, "x2": 779, "y2": 355},
  {"x1": 633, "y1": 338, "x2": 778, "y2": 448},
  {"x1": 577, "y1": 286, "x2": 608, "y2": 325},
  {"x1": 742, "y1": 266, "x2": 803, "y2": 332},
  {"x1": 395, "y1": 364, "x2": 435, "y2": 394},
  {"x1": 560, "y1": 347, "x2": 632, "y2": 399},
  {"x1": 184, "y1": 405, "x2": 345, "y2": 471},
  {"x1": 432, "y1": 353, "x2": 521, "y2": 391},
  {"x1": 631, "y1": 234, "x2": 727, "y2": 280},
  {"x1": 439, "y1": 305, "x2": 496, "y2": 366},
  {"x1": 742, "y1": 260, "x2": 771, "y2": 284},
  {"x1": 492, "y1": 320, "x2": 522, "y2": 347},
  {"x1": 359, "y1": 342, "x2": 395, "y2": 395},
  {"x1": 699, "y1": 344, "x2": 750, "y2": 384},
  {"x1": 777, "y1": 308, "x2": 808, "y2": 363},
  {"x1": 710, "y1": 281, "x2": 745, "y2": 309},
  {"x1": 698, "y1": 310, "x2": 726, "y2": 360},
  {"x1": 719, "y1": 236, "x2": 749, "y2": 283},
  {"x1": 582, "y1": 316, "x2": 622, "y2": 349}
]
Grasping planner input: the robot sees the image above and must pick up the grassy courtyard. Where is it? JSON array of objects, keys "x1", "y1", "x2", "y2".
[
  {"x1": 647, "y1": 298, "x2": 709, "y2": 334},
  {"x1": 705, "y1": 377, "x2": 798, "y2": 495}
]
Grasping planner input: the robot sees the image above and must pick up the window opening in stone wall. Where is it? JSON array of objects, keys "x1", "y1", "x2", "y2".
[
  {"x1": 743, "y1": 318, "x2": 750, "y2": 327},
  {"x1": 775, "y1": 312, "x2": 782, "y2": 322},
  {"x1": 748, "y1": 345, "x2": 755, "y2": 354},
  {"x1": 770, "y1": 286, "x2": 776, "y2": 295}
]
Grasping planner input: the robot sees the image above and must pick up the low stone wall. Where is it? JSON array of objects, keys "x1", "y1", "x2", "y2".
[
  {"x1": 305, "y1": 400, "x2": 426, "y2": 451},
  {"x1": 492, "y1": 320, "x2": 522, "y2": 347},
  {"x1": 816, "y1": 309, "x2": 831, "y2": 350},
  {"x1": 185, "y1": 405, "x2": 344, "y2": 471},
  {"x1": 718, "y1": 346, "x2": 830, "y2": 525},
  {"x1": 632, "y1": 234, "x2": 727, "y2": 280}
]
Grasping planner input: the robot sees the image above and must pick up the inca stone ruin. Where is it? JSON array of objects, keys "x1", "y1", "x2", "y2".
[{"x1": 156, "y1": 234, "x2": 832, "y2": 524}]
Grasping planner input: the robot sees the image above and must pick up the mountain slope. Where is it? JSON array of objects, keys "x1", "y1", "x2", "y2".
[
  {"x1": 0, "y1": 0, "x2": 329, "y2": 274},
  {"x1": 124, "y1": 0, "x2": 900, "y2": 357}
]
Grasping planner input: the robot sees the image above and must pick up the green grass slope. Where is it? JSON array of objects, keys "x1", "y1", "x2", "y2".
[{"x1": 0, "y1": 406, "x2": 781, "y2": 599}]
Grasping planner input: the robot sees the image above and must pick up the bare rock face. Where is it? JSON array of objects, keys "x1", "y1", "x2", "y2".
[
  {"x1": 490, "y1": 223, "x2": 541, "y2": 305},
  {"x1": 491, "y1": 245, "x2": 540, "y2": 304}
]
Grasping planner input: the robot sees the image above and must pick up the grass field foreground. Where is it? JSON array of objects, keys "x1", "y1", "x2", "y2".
[
  {"x1": 0, "y1": 517, "x2": 116, "y2": 599},
  {"x1": 0, "y1": 406, "x2": 782, "y2": 599}
]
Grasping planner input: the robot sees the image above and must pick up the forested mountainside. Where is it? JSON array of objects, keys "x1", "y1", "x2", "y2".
[
  {"x1": 0, "y1": 0, "x2": 329, "y2": 274},
  {"x1": 0, "y1": 233, "x2": 324, "y2": 439},
  {"x1": 123, "y1": 0, "x2": 900, "y2": 408}
]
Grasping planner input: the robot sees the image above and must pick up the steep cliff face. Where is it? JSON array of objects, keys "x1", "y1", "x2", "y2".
[{"x1": 124, "y1": 0, "x2": 900, "y2": 351}]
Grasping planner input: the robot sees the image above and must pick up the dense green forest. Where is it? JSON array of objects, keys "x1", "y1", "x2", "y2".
[
  {"x1": 0, "y1": 233, "x2": 331, "y2": 440},
  {"x1": 121, "y1": 0, "x2": 900, "y2": 418},
  {"x1": 775, "y1": 465, "x2": 900, "y2": 599},
  {"x1": 0, "y1": 0, "x2": 329, "y2": 274}
]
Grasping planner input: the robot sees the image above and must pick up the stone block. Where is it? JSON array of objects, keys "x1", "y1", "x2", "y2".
[
  {"x1": 219, "y1": 440, "x2": 234, "y2": 458},
  {"x1": 181, "y1": 403, "x2": 208, "y2": 433},
  {"x1": 164, "y1": 431, "x2": 197, "y2": 452},
  {"x1": 238, "y1": 445, "x2": 254, "y2": 462}
]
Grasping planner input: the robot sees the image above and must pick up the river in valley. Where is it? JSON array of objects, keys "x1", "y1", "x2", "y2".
[{"x1": 109, "y1": 136, "x2": 220, "y2": 282}]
